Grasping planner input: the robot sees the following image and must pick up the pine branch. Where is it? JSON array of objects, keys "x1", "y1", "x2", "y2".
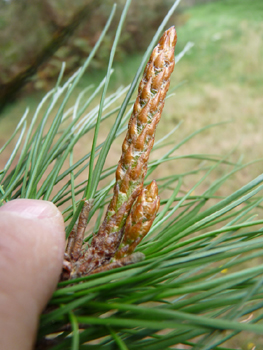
[
  {"x1": 61, "y1": 26, "x2": 177, "y2": 279},
  {"x1": 1, "y1": 1, "x2": 263, "y2": 349}
]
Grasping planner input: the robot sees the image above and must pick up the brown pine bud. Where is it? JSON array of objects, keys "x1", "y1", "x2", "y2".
[
  {"x1": 115, "y1": 180, "x2": 160, "y2": 259},
  {"x1": 71, "y1": 27, "x2": 177, "y2": 277},
  {"x1": 66, "y1": 200, "x2": 92, "y2": 261},
  {"x1": 100, "y1": 26, "x2": 176, "y2": 235}
]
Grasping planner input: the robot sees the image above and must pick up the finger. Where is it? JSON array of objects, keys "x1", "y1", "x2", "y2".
[{"x1": 0, "y1": 199, "x2": 65, "y2": 350}]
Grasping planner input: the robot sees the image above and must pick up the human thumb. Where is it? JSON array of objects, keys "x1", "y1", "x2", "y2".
[{"x1": 0, "y1": 199, "x2": 65, "y2": 350}]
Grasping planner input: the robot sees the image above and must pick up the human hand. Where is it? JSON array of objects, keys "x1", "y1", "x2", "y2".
[{"x1": 0, "y1": 199, "x2": 65, "y2": 350}]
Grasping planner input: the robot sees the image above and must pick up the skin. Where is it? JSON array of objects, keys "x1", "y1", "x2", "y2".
[{"x1": 0, "y1": 199, "x2": 65, "y2": 350}]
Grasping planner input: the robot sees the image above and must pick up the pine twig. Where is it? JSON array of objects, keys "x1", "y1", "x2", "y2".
[{"x1": 62, "y1": 26, "x2": 177, "y2": 279}]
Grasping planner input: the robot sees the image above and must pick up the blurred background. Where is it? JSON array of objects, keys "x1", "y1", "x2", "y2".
[
  {"x1": 1, "y1": 0, "x2": 262, "y2": 185},
  {"x1": 1, "y1": 0, "x2": 263, "y2": 193},
  {"x1": 1, "y1": 0, "x2": 263, "y2": 194},
  {"x1": 1, "y1": 1, "x2": 263, "y2": 348}
]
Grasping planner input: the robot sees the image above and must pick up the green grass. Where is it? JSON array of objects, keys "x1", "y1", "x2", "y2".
[
  {"x1": 156, "y1": 0, "x2": 263, "y2": 195},
  {"x1": 175, "y1": 0, "x2": 263, "y2": 87}
]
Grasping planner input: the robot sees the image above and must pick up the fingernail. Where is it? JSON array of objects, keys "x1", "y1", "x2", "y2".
[{"x1": 0, "y1": 199, "x2": 59, "y2": 219}]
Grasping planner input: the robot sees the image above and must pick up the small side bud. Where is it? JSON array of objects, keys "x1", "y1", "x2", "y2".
[{"x1": 115, "y1": 180, "x2": 160, "y2": 259}]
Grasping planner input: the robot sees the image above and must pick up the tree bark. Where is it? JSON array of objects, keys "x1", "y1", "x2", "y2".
[{"x1": 0, "y1": 0, "x2": 103, "y2": 114}]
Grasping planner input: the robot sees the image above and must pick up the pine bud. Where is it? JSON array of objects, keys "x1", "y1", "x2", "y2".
[
  {"x1": 71, "y1": 27, "x2": 177, "y2": 277},
  {"x1": 100, "y1": 26, "x2": 176, "y2": 237},
  {"x1": 115, "y1": 180, "x2": 160, "y2": 259}
]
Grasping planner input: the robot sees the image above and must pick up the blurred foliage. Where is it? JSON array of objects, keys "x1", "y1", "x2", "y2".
[{"x1": 0, "y1": 0, "x2": 184, "y2": 92}]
